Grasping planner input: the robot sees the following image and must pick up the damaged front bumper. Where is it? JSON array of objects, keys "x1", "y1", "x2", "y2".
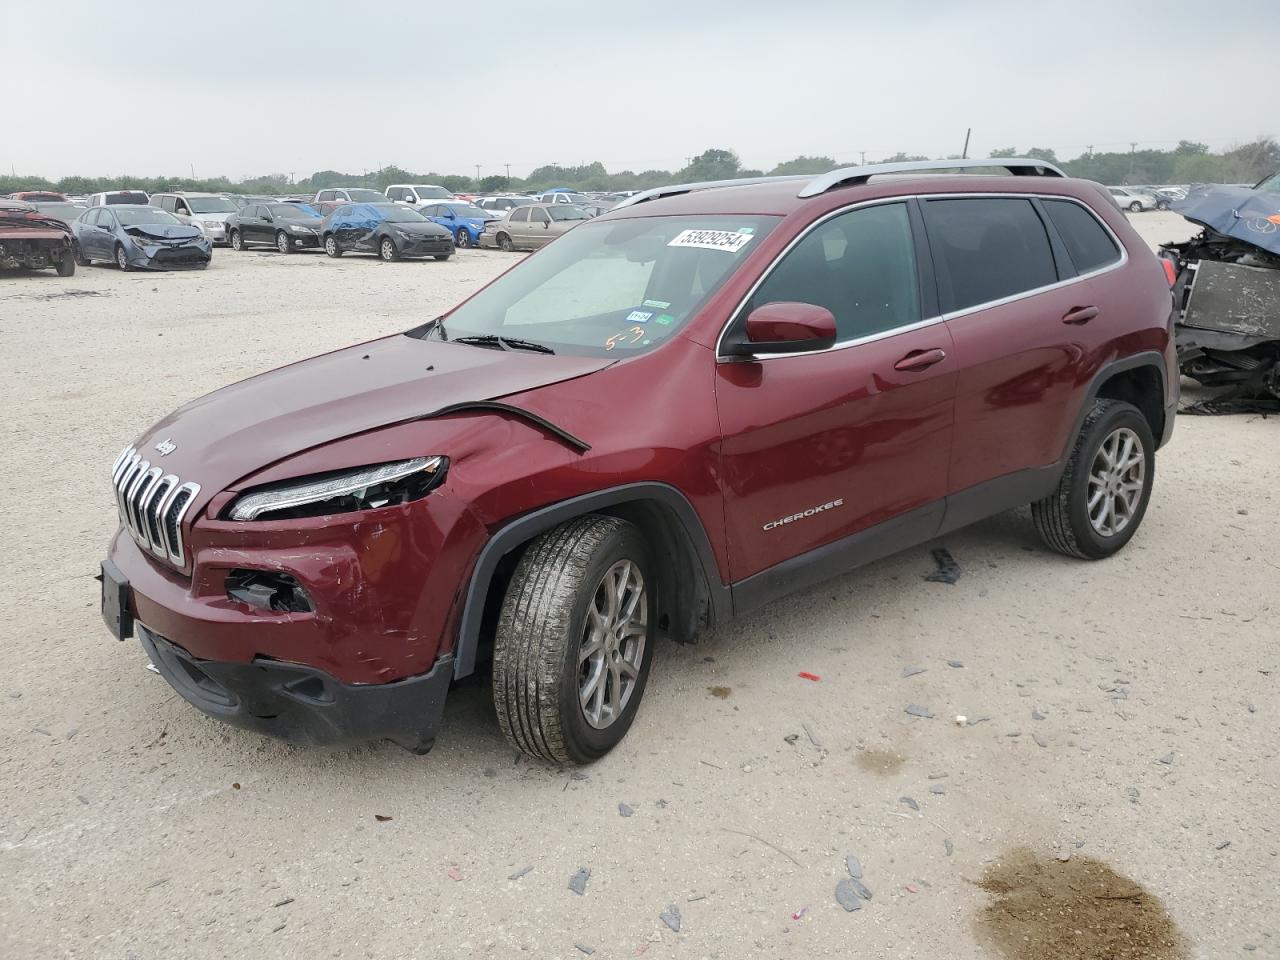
[{"x1": 137, "y1": 623, "x2": 452, "y2": 753}]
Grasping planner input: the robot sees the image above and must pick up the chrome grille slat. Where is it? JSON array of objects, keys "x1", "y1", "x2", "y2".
[{"x1": 109, "y1": 445, "x2": 201, "y2": 571}]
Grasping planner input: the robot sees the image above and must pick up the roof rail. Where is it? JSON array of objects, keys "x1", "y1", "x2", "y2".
[
  {"x1": 797, "y1": 158, "x2": 1066, "y2": 198},
  {"x1": 611, "y1": 174, "x2": 810, "y2": 210}
]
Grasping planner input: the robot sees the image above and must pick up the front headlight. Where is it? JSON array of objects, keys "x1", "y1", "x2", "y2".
[
  {"x1": 289, "y1": 224, "x2": 315, "y2": 233},
  {"x1": 203, "y1": 219, "x2": 224, "y2": 228},
  {"x1": 226, "y1": 457, "x2": 446, "y2": 521}
]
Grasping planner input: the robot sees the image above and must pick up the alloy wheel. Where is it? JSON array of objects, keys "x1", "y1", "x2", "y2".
[
  {"x1": 276, "y1": 231, "x2": 290, "y2": 253},
  {"x1": 231, "y1": 230, "x2": 242, "y2": 251},
  {"x1": 1087, "y1": 427, "x2": 1145, "y2": 536},
  {"x1": 381, "y1": 238, "x2": 395, "y2": 261},
  {"x1": 578, "y1": 559, "x2": 647, "y2": 730}
]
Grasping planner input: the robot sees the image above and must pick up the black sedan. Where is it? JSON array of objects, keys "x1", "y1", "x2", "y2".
[
  {"x1": 321, "y1": 203, "x2": 454, "y2": 261},
  {"x1": 72, "y1": 205, "x2": 211, "y2": 271},
  {"x1": 227, "y1": 202, "x2": 324, "y2": 253}
]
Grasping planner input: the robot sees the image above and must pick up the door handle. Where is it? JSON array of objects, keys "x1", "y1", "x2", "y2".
[
  {"x1": 894, "y1": 348, "x2": 947, "y2": 371},
  {"x1": 1063, "y1": 305, "x2": 1099, "y2": 325}
]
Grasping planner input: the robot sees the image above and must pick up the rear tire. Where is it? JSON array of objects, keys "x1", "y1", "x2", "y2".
[
  {"x1": 1032, "y1": 399, "x2": 1154, "y2": 560},
  {"x1": 323, "y1": 234, "x2": 342, "y2": 258},
  {"x1": 114, "y1": 243, "x2": 132, "y2": 271},
  {"x1": 493, "y1": 516, "x2": 655, "y2": 764},
  {"x1": 498, "y1": 232, "x2": 514, "y2": 252},
  {"x1": 230, "y1": 229, "x2": 244, "y2": 251},
  {"x1": 56, "y1": 255, "x2": 75, "y2": 277}
]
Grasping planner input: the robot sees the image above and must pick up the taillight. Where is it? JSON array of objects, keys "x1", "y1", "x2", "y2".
[{"x1": 1159, "y1": 257, "x2": 1177, "y2": 287}]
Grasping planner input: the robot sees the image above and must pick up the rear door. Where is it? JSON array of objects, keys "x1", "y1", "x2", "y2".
[
  {"x1": 922, "y1": 195, "x2": 1120, "y2": 506},
  {"x1": 528, "y1": 206, "x2": 551, "y2": 246},
  {"x1": 715, "y1": 200, "x2": 957, "y2": 585}
]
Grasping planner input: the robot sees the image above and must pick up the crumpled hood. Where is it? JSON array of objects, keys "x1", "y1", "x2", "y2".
[
  {"x1": 391, "y1": 221, "x2": 452, "y2": 238},
  {"x1": 125, "y1": 223, "x2": 203, "y2": 242},
  {"x1": 132, "y1": 333, "x2": 613, "y2": 514},
  {"x1": 1172, "y1": 183, "x2": 1280, "y2": 257}
]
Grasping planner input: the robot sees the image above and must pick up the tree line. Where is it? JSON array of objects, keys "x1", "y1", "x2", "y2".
[{"x1": 4, "y1": 138, "x2": 1276, "y2": 198}]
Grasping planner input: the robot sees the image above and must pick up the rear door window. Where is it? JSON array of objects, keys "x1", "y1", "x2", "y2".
[
  {"x1": 511, "y1": 208, "x2": 529, "y2": 223},
  {"x1": 744, "y1": 201, "x2": 921, "y2": 341},
  {"x1": 1042, "y1": 199, "x2": 1121, "y2": 275},
  {"x1": 923, "y1": 198, "x2": 1058, "y2": 312}
]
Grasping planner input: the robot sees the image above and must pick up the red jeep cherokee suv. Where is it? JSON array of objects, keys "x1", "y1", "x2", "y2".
[{"x1": 101, "y1": 159, "x2": 1176, "y2": 763}]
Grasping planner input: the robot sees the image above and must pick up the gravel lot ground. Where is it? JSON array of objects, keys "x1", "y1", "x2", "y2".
[{"x1": 0, "y1": 213, "x2": 1275, "y2": 959}]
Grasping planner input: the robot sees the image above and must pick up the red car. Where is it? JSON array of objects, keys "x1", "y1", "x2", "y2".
[
  {"x1": 101, "y1": 159, "x2": 1176, "y2": 763},
  {"x1": 0, "y1": 199, "x2": 77, "y2": 275}
]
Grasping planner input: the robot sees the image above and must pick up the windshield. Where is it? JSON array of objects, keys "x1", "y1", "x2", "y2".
[
  {"x1": 413, "y1": 185, "x2": 453, "y2": 199},
  {"x1": 1256, "y1": 172, "x2": 1280, "y2": 194},
  {"x1": 550, "y1": 206, "x2": 591, "y2": 222},
  {"x1": 32, "y1": 203, "x2": 84, "y2": 222},
  {"x1": 106, "y1": 192, "x2": 150, "y2": 204},
  {"x1": 269, "y1": 203, "x2": 315, "y2": 218},
  {"x1": 381, "y1": 206, "x2": 427, "y2": 223},
  {"x1": 345, "y1": 189, "x2": 385, "y2": 202},
  {"x1": 417, "y1": 215, "x2": 778, "y2": 358},
  {"x1": 115, "y1": 208, "x2": 182, "y2": 226},
  {"x1": 446, "y1": 204, "x2": 488, "y2": 219},
  {"x1": 187, "y1": 197, "x2": 237, "y2": 214}
]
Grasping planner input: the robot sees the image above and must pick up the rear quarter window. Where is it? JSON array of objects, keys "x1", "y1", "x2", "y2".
[
  {"x1": 1042, "y1": 199, "x2": 1121, "y2": 274},
  {"x1": 923, "y1": 197, "x2": 1058, "y2": 312}
]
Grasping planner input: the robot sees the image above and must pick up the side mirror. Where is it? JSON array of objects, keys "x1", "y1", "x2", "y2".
[{"x1": 723, "y1": 302, "x2": 837, "y2": 357}]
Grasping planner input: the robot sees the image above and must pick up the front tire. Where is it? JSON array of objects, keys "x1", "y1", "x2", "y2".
[
  {"x1": 379, "y1": 236, "x2": 398, "y2": 261},
  {"x1": 276, "y1": 230, "x2": 294, "y2": 254},
  {"x1": 1128, "y1": 201, "x2": 1142, "y2": 213},
  {"x1": 230, "y1": 229, "x2": 244, "y2": 251},
  {"x1": 73, "y1": 241, "x2": 90, "y2": 266},
  {"x1": 455, "y1": 228, "x2": 471, "y2": 248},
  {"x1": 1032, "y1": 399, "x2": 1155, "y2": 560},
  {"x1": 114, "y1": 244, "x2": 132, "y2": 271},
  {"x1": 56, "y1": 254, "x2": 76, "y2": 276},
  {"x1": 323, "y1": 234, "x2": 342, "y2": 258},
  {"x1": 493, "y1": 516, "x2": 655, "y2": 764},
  {"x1": 498, "y1": 232, "x2": 514, "y2": 252}
]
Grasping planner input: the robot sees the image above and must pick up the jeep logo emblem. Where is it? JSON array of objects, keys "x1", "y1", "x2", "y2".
[{"x1": 154, "y1": 438, "x2": 177, "y2": 457}]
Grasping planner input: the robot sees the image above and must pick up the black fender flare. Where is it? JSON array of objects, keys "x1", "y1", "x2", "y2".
[
  {"x1": 451, "y1": 482, "x2": 730, "y2": 679},
  {"x1": 1060, "y1": 350, "x2": 1170, "y2": 464}
]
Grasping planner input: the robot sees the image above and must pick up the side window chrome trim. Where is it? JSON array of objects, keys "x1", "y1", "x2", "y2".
[{"x1": 716, "y1": 192, "x2": 1127, "y2": 362}]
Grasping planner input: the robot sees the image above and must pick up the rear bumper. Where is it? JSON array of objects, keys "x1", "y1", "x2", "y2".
[{"x1": 138, "y1": 624, "x2": 452, "y2": 752}]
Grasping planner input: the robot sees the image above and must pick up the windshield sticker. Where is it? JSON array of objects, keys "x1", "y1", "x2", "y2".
[
  {"x1": 655, "y1": 314, "x2": 675, "y2": 326},
  {"x1": 642, "y1": 299, "x2": 671, "y2": 309},
  {"x1": 626, "y1": 310, "x2": 653, "y2": 323},
  {"x1": 737, "y1": 226, "x2": 756, "y2": 235},
  {"x1": 668, "y1": 229, "x2": 754, "y2": 253}
]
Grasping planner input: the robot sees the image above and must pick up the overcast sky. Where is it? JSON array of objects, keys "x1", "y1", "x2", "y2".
[{"x1": 7, "y1": 0, "x2": 1276, "y2": 181}]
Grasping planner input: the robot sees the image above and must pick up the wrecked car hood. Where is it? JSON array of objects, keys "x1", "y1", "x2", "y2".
[
  {"x1": 131, "y1": 332, "x2": 613, "y2": 513},
  {"x1": 1171, "y1": 184, "x2": 1280, "y2": 257},
  {"x1": 126, "y1": 224, "x2": 203, "y2": 242}
]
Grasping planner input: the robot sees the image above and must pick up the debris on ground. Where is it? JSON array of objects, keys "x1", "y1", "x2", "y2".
[
  {"x1": 272, "y1": 897, "x2": 293, "y2": 908},
  {"x1": 847, "y1": 877, "x2": 873, "y2": 901},
  {"x1": 929, "y1": 783, "x2": 946, "y2": 795},
  {"x1": 905, "y1": 704, "x2": 934, "y2": 719},
  {"x1": 784, "y1": 733, "x2": 800, "y2": 745},
  {"x1": 900, "y1": 796, "x2": 920, "y2": 811},
  {"x1": 978, "y1": 847, "x2": 1188, "y2": 960},
  {"x1": 946, "y1": 660, "x2": 965, "y2": 668},
  {"x1": 790, "y1": 906, "x2": 809, "y2": 921},
  {"x1": 802, "y1": 722, "x2": 822, "y2": 747},
  {"x1": 846, "y1": 855, "x2": 862, "y2": 879},
  {"x1": 1033, "y1": 734, "x2": 1048, "y2": 749},
  {"x1": 925, "y1": 547, "x2": 961, "y2": 584},
  {"x1": 568, "y1": 868, "x2": 590, "y2": 895},
  {"x1": 574, "y1": 944, "x2": 595, "y2": 955},
  {"x1": 446, "y1": 867, "x2": 463, "y2": 881},
  {"x1": 945, "y1": 839, "x2": 954, "y2": 857},
  {"x1": 797, "y1": 671, "x2": 821, "y2": 682},
  {"x1": 708, "y1": 685, "x2": 731, "y2": 699},
  {"x1": 659, "y1": 904, "x2": 681, "y2": 932},
  {"x1": 619, "y1": 802, "x2": 635, "y2": 817},
  {"x1": 834, "y1": 879, "x2": 864, "y2": 912},
  {"x1": 905, "y1": 883, "x2": 919, "y2": 893},
  {"x1": 901, "y1": 666, "x2": 927, "y2": 678},
  {"x1": 508, "y1": 866, "x2": 533, "y2": 880},
  {"x1": 1215, "y1": 840, "x2": 1231, "y2": 851},
  {"x1": 1157, "y1": 752, "x2": 1175, "y2": 765},
  {"x1": 967, "y1": 715, "x2": 992, "y2": 726},
  {"x1": 373, "y1": 814, "x2": 392, "y2": 822}
]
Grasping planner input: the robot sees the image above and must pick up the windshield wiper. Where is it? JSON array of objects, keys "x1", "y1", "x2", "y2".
[{"x1": 451, "y1": 334, "x2": 555, "y2": 355}]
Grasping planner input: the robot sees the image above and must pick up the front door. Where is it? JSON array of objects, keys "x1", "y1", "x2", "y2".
[
  {"x1": 715, "y1": 200, "x2": 957, "y2": 589},
  {"x1": 528, "y1": 206, "x2": 551, "y2": 247}
]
